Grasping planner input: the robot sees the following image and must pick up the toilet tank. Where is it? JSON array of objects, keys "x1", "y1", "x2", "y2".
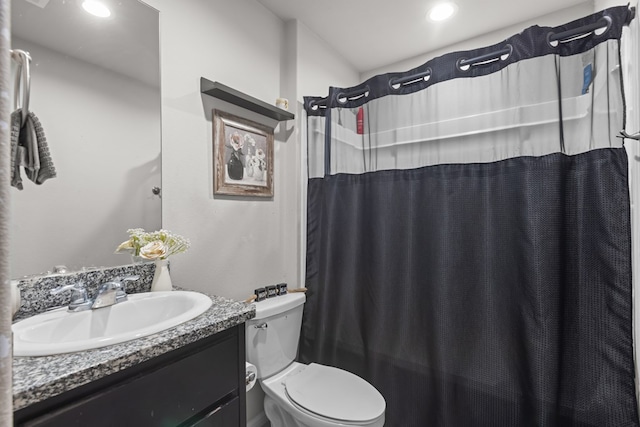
[{"x1": 246, "y1": 293, "x2": 305, "y2": 379}]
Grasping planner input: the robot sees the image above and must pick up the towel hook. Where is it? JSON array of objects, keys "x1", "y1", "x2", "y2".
[
  {"x1": 618, "y1": 130, "x2": 640, "y2": 141},
  {"x1": 10, "y1": 49, "x2": 31, "y2": 125}
]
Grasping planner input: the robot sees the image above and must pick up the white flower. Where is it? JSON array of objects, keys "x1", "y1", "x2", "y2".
[
  {"x1": 115, "y1": 239, "x2": 134, "y2": 253},
  {"x1": 116, "y1": 229, "x2": 190, "y2": 259},
  {"x1": 139, "y1": 241, "x2": 168, "y2": 260},
  {"x1": 244, "y1": 134, "x2": 256, "y2": 146}
]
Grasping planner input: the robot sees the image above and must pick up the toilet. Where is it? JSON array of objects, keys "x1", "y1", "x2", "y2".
[{"x1": 246, "y1": 293, "x2": 386, "y2": 427}]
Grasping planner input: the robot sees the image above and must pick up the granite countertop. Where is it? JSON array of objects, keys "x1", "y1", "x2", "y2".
[{"x1": 13, "y1": 292, "x2": 256, "y2": 411}]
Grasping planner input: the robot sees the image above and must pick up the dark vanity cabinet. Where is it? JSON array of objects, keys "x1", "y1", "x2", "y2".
[{"x1": 14, "y1": 325, "x2": 246, "y2": 427}]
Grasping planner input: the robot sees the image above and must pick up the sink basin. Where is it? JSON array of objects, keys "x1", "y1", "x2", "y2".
[{"x1": 13, "y1": 291, "x2": 212, "y2": 357}]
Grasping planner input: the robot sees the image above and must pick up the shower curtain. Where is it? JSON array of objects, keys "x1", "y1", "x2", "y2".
[{"x1": 301, "y1": 6, "x2": 639, "y2": 427}]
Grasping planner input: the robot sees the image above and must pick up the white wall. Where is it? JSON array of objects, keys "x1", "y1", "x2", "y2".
[
  {"x1": 10, "y1": 37, "x2": 161, "y2": 278},
  {"x1": 595, "y1": 0, "x2": 627, "y2": 9},
  {"x1": 296, "y1": 20, "x2": 361, "y2": 100},
  {"x1": 156, "y1": 2, "x2": 283, "y2": 419},
  {"x1": 291, "y1": 19, "x2": 361, "y2": 285},
  {"x1": 153, "y1": 0, "x2": 285, "y2": 302},
  {"x1": 142, "y1": 0, "x2": 359, "y2": 332}
]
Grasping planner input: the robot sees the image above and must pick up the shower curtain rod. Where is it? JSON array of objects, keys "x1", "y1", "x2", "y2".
[
  {"x1": 390, "y1": 69, "x2": 432, "y2": 88},
  {"x1": 458, "y1": 45, "x2": 512, "y2": 69},
  {"x1": 308, "y1": 7, "x2": 635, "y2": 111},
  {"x1": 548, "y1": 16, "x2": 613, "y2": 44}
]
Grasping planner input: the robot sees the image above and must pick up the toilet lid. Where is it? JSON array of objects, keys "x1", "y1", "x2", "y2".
[{"x1": 284, "y1": 363, "x2": 385, "y2": 422}]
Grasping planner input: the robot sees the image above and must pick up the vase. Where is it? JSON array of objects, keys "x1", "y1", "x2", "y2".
[
  {"x1": 151, "y1": 259, "x2": 172, "y2": 292},
  {"x1": 227, "y1": 152, "x2": 244, "y2": 180}
]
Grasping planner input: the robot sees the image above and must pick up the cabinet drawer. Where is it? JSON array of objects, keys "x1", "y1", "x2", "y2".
[
  {"x1": 22, "y1": 333, "x2": 239, "y2": 427},
  {"x1": 190, "y1": 397, "x2": 240, "y2": 427}
]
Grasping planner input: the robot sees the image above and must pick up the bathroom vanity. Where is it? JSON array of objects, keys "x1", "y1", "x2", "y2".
[{"x1": 12, "y1": 290, "x2": 255, "y2": 427}]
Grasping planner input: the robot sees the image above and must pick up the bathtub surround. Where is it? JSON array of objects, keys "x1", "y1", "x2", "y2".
[
  {"x1": 302, "y1": 6, "x2": 639, "y2": 426},
  {"x1": 0, "y1": 0, "x2": 11, "y2": 424}
]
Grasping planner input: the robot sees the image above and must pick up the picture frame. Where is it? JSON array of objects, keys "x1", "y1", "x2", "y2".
[{"x1": 213, "y1": 109, "x2": 274, "y2": 197}]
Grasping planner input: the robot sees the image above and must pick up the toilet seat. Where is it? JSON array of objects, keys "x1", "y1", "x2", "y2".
[{"x1": 284, "y1": 363, "x2": 385, "y2": 424}]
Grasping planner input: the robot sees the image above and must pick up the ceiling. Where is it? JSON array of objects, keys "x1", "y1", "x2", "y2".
[{"x1": 257, "y1": 0, "x2": 593, "y2": 73}]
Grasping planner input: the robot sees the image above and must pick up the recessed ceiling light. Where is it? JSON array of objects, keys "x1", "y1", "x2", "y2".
[
  {"x1": 428, "y1": 2, "x2": 458, "y2": 22},
  {"x1": 82, "y1": 0, "x2": 111, "y2": 18}
]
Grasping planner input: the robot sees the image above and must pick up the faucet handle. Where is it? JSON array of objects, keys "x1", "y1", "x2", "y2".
[
  {"x1": 104, "y1": 275, "x2": 138, "y2": 304},
  {"x1": 50, "y1": 281, "x2": 85, "y2": 296},
  {"x1": 120, "y1": 275, "x2": 140, "y2": 283},
  {"x1": 111, "y1": 275, "x2": 139, "y2": 286},
  {"x1": 50, "y1": 282, "x2": 91, "y2": 312},
  {"x1": 111, "y1": 275, "x2": 139, "y2": 293}
]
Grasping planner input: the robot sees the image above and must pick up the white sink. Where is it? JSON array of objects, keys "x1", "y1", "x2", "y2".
[{"x1": 13, "y1": 291, "x2": 212, "y2": 357}]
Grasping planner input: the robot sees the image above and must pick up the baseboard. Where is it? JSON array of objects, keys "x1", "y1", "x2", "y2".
[{"x1": 247, "y1": 412, "x2": 269, "y2": 427}]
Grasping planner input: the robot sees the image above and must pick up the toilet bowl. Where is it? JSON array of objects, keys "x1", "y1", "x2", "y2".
[{"x1": 246, "y1": 293, "x2": 386, "y2": 427}]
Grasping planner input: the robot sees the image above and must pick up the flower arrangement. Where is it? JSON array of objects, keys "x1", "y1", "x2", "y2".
[{"x1": 115, "y1": 228, "x2": 190, "y2": 260}]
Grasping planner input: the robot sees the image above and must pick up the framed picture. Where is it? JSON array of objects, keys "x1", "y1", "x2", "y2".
[{"x1": 213, "y1": 110, "x2": 274, "y2": 197}]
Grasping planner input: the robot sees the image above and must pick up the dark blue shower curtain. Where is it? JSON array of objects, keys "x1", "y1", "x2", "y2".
[{"x1": 301, "y1": 6, "x2": 639, "y2": 427}]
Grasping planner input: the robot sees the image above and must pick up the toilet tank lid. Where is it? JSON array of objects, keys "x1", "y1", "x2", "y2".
[{"x1": 251, "y1": 293, "x2": 306, "y2": 320}]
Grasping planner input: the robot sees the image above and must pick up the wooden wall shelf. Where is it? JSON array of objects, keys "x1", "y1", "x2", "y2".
[{"x1": 200, "y1": 78, "x2": 294, "y2": 122}]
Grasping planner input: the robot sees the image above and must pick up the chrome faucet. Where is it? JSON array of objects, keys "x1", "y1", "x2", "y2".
[
  {"x1": 92, "y1": 276, "x2": 139, "y2": 309},
  {"x1": 50, "y1": 275, "x2": 139, "y2": 312}
]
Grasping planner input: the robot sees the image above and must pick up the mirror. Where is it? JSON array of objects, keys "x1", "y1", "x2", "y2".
[{"x1": 10, "y1": 0, "x2": 161, "y2": 278}]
